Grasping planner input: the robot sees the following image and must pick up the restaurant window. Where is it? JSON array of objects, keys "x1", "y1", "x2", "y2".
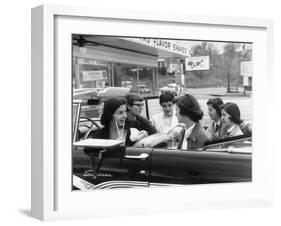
[
  {"x1": 138, "y1": 67, "x2": 155, "y2": 96},
  {"x1": 73, "y1": 58, "x2": 111, "y2": 90},
  {"x1": 113, "y1": 63, "x2": 138, "y2": 90},
  {"x1": 112, "y1": 63, "x2": 156, "y2": 96}
]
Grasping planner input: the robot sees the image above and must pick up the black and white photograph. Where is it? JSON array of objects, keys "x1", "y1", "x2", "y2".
[
  {"x1": 27, "y1": 1, "x2": 279, "y2": 222},
  {"x1": 72, "y1": 35, "x2": 253, "y2": 190}
]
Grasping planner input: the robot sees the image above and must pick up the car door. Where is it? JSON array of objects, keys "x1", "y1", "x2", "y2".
[
  {"x1": 73, "y1": 146, "x2": 153, "y2": 190},
  {"x1": 148, "y1": 144, "x2": 252, "y2": 186}
]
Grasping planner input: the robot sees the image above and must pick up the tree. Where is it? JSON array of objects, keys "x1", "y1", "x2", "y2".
[
  {"x1": 187, "y1": 42, "x2": 249, "y2": 89},
  {"x1": 189, "y1": 42, "x2": 219, "y2": 80},
  {"x1": 190, "y1": 42, "x2": 219, "y2": 56},
  {"x1": 222, "y1": 43, "x2": 239, "y2": 92}
]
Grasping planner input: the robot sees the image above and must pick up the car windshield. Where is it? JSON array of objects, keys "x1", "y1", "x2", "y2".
[{"x1": 201, "y1": 136, "x2": 252, "y2": 153}]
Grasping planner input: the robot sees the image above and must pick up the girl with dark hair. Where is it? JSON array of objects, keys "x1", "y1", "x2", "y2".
[
  {"x1": 88, "y1": 97, "x2": 148, "y2": 143},
  {"x1": 206, "y1": 98, "x2": 227, "y2": 140},
  {"x1": 85, "y1": 97, "x2": 147, "y2": 178},
  {"x1": 175, "y1": 94, "x2": 210, "y2": 149},
  {"x1": 220, "y1": 102, "x2": 244, "y2": 137}
]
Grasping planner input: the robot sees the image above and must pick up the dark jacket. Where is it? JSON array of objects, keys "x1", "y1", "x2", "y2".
[
  {"x1": 84, "y1": 120, "x2": 137, "y2": 157},
  {"x1": 130, "y1": 115, "x2": 157, "y2": 135},
  {"x1": 177, "y1": 122, "x2": 210, "y2": 150},
  {"x1": 88, "y1": 121, "x2": 136, "y2": 145}
]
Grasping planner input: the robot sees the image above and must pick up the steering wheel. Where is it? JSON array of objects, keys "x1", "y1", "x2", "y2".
[{"x1": 79, "y1": 116, "x2": 101, "y2": 140}]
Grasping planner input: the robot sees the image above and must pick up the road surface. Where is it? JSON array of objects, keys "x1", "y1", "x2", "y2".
[{"x1": 142, "y1": 87, "x2": 252, "y2": 127}]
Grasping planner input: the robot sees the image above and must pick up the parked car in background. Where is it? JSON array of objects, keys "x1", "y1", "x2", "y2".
[
  {"x1": 131, "y1": 84, "x2": 152, "y2": 95},
  {"x1": 97, "y1": 87, "x2": 130, "y2": 100},
  {"x1": 121, "y1": 80, "x2": 133, "y2": 89},
  {"x1": 160, "y1": 83, "x2": 180, "y2": 96}
]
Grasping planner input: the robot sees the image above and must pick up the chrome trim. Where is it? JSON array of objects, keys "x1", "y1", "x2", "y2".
[
  {"x1": 73, "y1": 175, "x2": 149, "y2": 190},
  {"x1": 124, "y1": 153, "x2": 150, "y2": 160}
]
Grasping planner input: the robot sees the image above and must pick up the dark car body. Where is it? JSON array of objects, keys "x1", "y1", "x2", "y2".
[
  {"x1": 72, "y1": 99, "x2": 252, "y2": 190},
  {"x1": 73, "y1": 136, "x2": 252, "y2": 190}
]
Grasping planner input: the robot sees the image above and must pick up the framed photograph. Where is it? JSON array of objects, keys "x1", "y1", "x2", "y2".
[{"x1": 31, "y1": 4, "x2": 274, "y2": 221}]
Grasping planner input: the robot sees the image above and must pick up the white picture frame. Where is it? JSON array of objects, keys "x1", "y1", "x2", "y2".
[{"x1": 31, "y1": 4, "x2": 274, "y2": 221}]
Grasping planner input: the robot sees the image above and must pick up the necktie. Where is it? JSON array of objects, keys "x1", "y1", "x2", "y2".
[
  {"x1": 178, "y1": 128, "x2": 185, "y2": 149},
  {"x1": 182, "y1": 133, "x2": 188, "y2": 150},
  {"x1": 215, "y1": 124, "x2": 220, "y2": 133},
  {"x1": 182, "y1": 128, "x2": 193, "y2": 150}
]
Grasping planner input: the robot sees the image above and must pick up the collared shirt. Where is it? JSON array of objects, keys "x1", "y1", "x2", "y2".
[
  {"x1": 151, "y1": 112, "x2": 179, "y2": 134},
  {"x1": 207, "y1": 120, "x2": 226, "y2": 140},
  {"x1": 226, "y1": 124, "x2": 243, "y2": 137},
  {"x1": 214, "y1": 122, "x2": 220, "y2": 131},
  {"x1": 181, "y1": 123, "x2": 196, "y2": 150}
]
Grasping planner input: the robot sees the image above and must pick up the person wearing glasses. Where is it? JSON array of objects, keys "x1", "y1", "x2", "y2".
[
  {"x1": 175, "y1": 94, "x2": 210, "y2": 149},
  {"x1": 125, "y1": 93, "x2": 157, "y2": 136},
  {"x1": 206, "y1": 98, "x2": 228, "y2": 140}
]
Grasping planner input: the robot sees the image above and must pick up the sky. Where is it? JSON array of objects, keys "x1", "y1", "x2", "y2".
[{"x1": 178, "y1": 40, "x2": 252, "y2": 55}]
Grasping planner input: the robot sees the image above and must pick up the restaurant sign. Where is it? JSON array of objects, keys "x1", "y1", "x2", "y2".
[
  {"x1": 240, "y1": 61, "x2": 253, "y2": 77},
  {"x1": 82, "y1": 70, "x2": 107, "y2": 82},
  {"x1": 185, "y1": 56, "x2": 210, "y2": 71},
  {"x1": 77, "y1": 58, "x2": 108, "y2": 66},
  {"x1": 124, "y1": 38, "x2": 190, "y2": 56}
]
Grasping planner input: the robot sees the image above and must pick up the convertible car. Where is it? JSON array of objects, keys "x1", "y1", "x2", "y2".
[{"x1": 72, "y1": 99, "x2": 252, "y2": 191}]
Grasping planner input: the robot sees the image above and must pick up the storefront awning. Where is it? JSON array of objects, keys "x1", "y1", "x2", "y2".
[
  {"x1": 73, "y1": 35, "x2": 190, "y2": 59},
  {"x1": 122, "y1": 38, "x2": 190, "y2": 58}
]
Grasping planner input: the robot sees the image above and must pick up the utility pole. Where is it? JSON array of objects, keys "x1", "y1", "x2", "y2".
[{"x1": 227, "y1": 70, "x2": 230, "y2": 93}]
